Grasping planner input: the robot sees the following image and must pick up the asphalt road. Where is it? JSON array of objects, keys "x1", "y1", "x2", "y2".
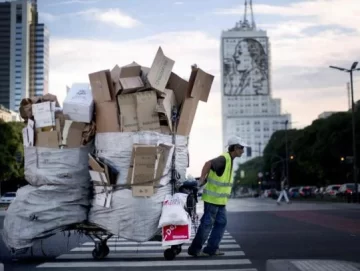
[{"x1": 1, "y1": 198, "x2": 360, "y2": 271}]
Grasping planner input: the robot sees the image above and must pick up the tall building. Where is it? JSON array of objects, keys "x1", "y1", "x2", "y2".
[
  {"x1": 0, "y1": 0, "x2": 49, "y2": 112},
  {"x1": 220, "y1": 0, "x2": 291, "y2": 163}
]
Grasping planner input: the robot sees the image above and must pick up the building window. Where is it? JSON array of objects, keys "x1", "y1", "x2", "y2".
[{"x1": 16, "y1": 15, "x2": 22, "y2": 24}]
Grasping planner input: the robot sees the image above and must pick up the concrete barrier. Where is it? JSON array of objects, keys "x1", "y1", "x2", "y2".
[{"x1": 266, "y1": 260, "x2": 360, "y2": 271}]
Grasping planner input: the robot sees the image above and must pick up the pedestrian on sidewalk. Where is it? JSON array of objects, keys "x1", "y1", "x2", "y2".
[
  {"x1": 188, "y1": 136, "x2": 247, "y2": 257},
  {"x1": 277, "y1": 176, "x2": 290, "y2": 204}
]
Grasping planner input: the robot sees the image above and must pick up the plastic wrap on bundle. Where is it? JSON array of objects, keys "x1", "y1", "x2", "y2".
[
  {"x1": 24, "y1": 144, "x2": 93, "y2": 187},
  {"x1": 2, "y1": 184, "x2": 89, "y2": 251},
  {"x1": 94, "y1": 132, "x2": 189, "y2": 185},
  {"x1": 89, "y1": 132, "x2": 189, "y2": 242},
  {"x1": 3, "y1": 144, "x2": 93, "y2": 251}
]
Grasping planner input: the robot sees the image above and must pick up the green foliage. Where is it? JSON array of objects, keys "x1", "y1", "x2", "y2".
[
  {"x1": 263, "y1": 109, "x2": 359, "y2": 187},
  {"x1": 0, "y1": 121, "x2": 25, "y2": 181},
  {"x1": 233, "y1": 156, "x2": 263, "y2": 189}
]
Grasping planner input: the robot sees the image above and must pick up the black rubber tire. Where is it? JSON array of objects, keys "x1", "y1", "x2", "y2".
[
  {"x1": 103, "y1": 244, "x2": 110, "y2": 257},
  {"x1": 164, "y1": 248, "x2": 176, "y2": 260},
  {"x1": 92, "y1": 248, "x2": 105, "y2": 260},
  {"x1": 171, "y1": 245, "x2": 182, "y2": 255}
]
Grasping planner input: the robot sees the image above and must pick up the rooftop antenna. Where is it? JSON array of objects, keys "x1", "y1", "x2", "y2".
[
  {"x1": 250, "y1": 0, "x2": 256, "y2": 29},
  {"x1": 243, "y1": 0, "x2": 248, "y2": 25}
]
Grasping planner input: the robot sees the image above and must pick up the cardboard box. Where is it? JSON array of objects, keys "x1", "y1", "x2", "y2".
[
  {"x1": 63, "y1": 84, "x2": 94, "y2": 123},
  {"x1": 89, "y1": 70, "x2": 115, "y2": 104},
  {"x1": 166, "y1": 72, "x2": 188, "y2": 106},
  {"x1": 93, "y1": 185, "x2": 112, "y2": 208},
  {"x1": 22, "y1": 119, "x2": 34, "y2": 147},
  {"x1": 61, "y1": 120, "x2": 86, "y2": 148},
  {"x1": 177, "y1": 68, "x2": 214, "y2": 136},
  {"x1": 147, "y1": 47, "x2": 175, "y2": 95},
  {"x1": 36, "y1": 131, "x2": 59, "y2": 148},
  {"x1": 32, "y1": 101, "x2": 56, "y2": 128},
  {"x1": 132, "y1": 146, "x2": 157, "y2": 185},
  {"x1": 89, "y1": 154, "x2": 118, "y2": 185},
  {"x1": 156, "y1": 88, "x2": 177, "y2": 132},
  {"x1": 111, "y1": 65, "x2": 122, "y2": 94},
  {"x1": 127, "y1": 144, "x2": 172, "y2": 186},
  {"x1": 132, "y1": 186, "x2": 154, "y2": 197},
  {"x1": 155, "y1": 144, "x2": 173, "y2": 180},
  {"x1": 95, "y1": 101, "x2": 121, "y2": 133},
  {"x1": 32, "y1": 101, "x2": 55, "y2": 115},
  {"x1": 117, "y1": 91, "x2": 161, "y2": 133},
  {"x1": 120, "y1": 77, "x2": 144, "y2": 93}
]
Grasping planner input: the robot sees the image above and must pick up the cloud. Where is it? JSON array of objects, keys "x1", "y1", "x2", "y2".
[
  {"x1": 39, "y1": 12, "x2": 57, "y2": 22},
  {"x1": 38, "y1": 8, "x2": 140, "y2": 29},
  {"x1": 215, "y1": 0, "x2": 360, "y2": 31},
  {"x1": 174, "y1": 1, "x2": 184, "y2": 4},
  {"x1": 84, "y1": 8, "x2": 141, "y2": 28},
  {"x1": 48, "y1": 31, "x2": 219, "y2": 175},
  {"x1": 47, "y1": 0, "x2": 100, "y2": 6}
]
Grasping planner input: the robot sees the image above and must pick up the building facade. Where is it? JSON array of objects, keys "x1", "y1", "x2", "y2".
[
  {"x1": 220, "y1": 0, "x2": 291, "y2": 163},
  {"x1": 0, "y1": 0, "x2": 49, "y2": 112},
  {"x1": 0, "y1": 104, "x2": 20, "y2": 122}
]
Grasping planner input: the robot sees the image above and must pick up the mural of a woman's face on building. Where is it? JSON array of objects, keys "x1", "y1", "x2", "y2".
[
  {"x1": 225, "y1": 38, "x2": 268, "y2": 96},
  {"x1": 233, "y1": 41, "x2": 251, "y2": 73}
]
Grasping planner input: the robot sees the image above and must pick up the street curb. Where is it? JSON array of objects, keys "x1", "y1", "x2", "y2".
[{"x1": 267, "y1": 260, "x2": 360, "y2": 271}]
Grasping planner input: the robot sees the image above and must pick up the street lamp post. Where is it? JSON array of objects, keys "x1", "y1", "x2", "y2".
[{"x1": 330, "y1": 62, "x2": 360, "y2": 203}]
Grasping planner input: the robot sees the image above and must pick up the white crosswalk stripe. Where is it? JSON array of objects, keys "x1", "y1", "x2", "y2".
[{"x1": 36, "y1": 201, "x2": 257, "y2": 270}]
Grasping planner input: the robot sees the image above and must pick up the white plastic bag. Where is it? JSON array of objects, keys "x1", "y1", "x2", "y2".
[
  {"x1": 158, "y1": 193, "x2": 189, "y2": 228},
  {"x1": 162, "y1": 218, "x2": 191, "y2": 247}
]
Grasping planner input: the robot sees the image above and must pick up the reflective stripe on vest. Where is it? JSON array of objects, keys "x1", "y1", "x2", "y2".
[
  {"x1": 202, "y1": 152, "x2": 233, "y2": 205},
  {"x1": 207, "y1": 177, "x2": 233, "y2": 187}
]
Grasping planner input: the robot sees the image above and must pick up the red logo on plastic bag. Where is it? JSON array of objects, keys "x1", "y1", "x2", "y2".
[{"x1": 162, "y1": 225, "x2": 189, "y2": 241}]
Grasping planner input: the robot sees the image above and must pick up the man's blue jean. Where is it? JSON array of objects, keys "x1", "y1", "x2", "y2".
[{"x1": 188, "y1": 201, "x2": 227, "y2": 255}]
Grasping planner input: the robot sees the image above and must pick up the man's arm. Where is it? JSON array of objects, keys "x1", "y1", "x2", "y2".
[{"x1": 199, "y1": 161, "x2": 212, "y2": 186}]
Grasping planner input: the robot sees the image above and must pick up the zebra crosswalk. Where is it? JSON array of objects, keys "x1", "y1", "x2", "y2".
[
  {"x1": 36, "y1": 201, "x2": 257, "y2": 270},
  {"x1": 36, "y1": 231, "x2": 257, "y2": 270}
]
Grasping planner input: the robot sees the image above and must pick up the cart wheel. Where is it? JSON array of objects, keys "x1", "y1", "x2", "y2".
[
  {"x1": 92, "y1": 248, "x2": 105, "y2": 260},
  {"x1": 164, "y1": 248, "x2": 176, "y2": 260},
  {"x1": 171, "y1": 245, "x2": 182, "y2": 255},
  {"x1": 103, "y1": 244, "x2": 110, "y2": 257}
]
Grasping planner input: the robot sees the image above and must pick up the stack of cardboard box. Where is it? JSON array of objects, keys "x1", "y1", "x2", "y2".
[
  {"x1": 20, "y1": 88, "x2": 95, "y2": 149},
  {"x1": 88, "y1": 47, "x2": 214, "y2": 199}
]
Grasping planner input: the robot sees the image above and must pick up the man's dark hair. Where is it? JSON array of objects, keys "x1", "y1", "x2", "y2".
[{"x1": 228, "y1": 145, "x2": 236, "y2": 152}]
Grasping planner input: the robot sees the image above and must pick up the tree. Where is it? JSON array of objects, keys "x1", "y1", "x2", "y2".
[
  {"x1": 263, "y1": 107, "x2": 360, "y2": 187},
  {"x1": 233, "y1": 157, "x2": 263, "y2": 192},
  {"x1": 0, "y1": 121, "x2": 25, "y2": 182}
]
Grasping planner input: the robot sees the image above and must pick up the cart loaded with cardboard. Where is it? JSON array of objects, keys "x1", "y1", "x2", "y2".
[{"x1": 2, "y1": 47, "x2": 214, "y2": 260}]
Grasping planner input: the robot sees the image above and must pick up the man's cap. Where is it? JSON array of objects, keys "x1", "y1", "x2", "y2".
[{"x1": 227, "y1": 136, "x2": 248, "y2": 147}]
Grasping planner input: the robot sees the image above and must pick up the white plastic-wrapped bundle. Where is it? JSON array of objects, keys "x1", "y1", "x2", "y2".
[
  {"x1": 2, "y1": 145, "x2": 92, "y2": 251},
  {"x1": 24, "y1": 145, "x2": 92, "y2": 187},
  {"x1": 88, "y1": 132, "x2": 189, "y2": 242},
  {"x1": 2, "y1": 184, "x2": 89, "y2": 250}
]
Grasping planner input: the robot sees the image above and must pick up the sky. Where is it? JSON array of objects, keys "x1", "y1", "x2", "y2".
[{"x1": 36, "y1": 0, "x2": 360, "y2": 176}]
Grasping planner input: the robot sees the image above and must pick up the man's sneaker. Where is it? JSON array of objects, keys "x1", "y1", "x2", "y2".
[
  {"x1": 201, "y1": 250, "x2": 225, "y2": 256},
  {"x1": 188, "y1": 248, "x2": 201, "y2": 257},
  {"x1": 214, "y1": 250, "x2": 225, "y2": 256}
]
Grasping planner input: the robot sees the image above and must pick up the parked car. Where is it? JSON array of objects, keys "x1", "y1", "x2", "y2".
[
  {"x1": 288, "y1": 187, "x2": 300, "y2": 198},
  {"x1": 0, "y1": 192, "x2": 17, "y2": 205},
  {"x1": 299, "y1": 186, "x2": 315, "y2": 198},
  {"x1": 323, "y1": 184, "x2": 341, "y2": 198},
  {"x1": 337, "y1": 183, "x2": 360, "y2": 202}
]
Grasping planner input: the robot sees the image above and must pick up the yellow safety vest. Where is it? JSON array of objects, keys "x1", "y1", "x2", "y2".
[{"x1": 202, "y1": 152, "x2": 233, "y2": 205}]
